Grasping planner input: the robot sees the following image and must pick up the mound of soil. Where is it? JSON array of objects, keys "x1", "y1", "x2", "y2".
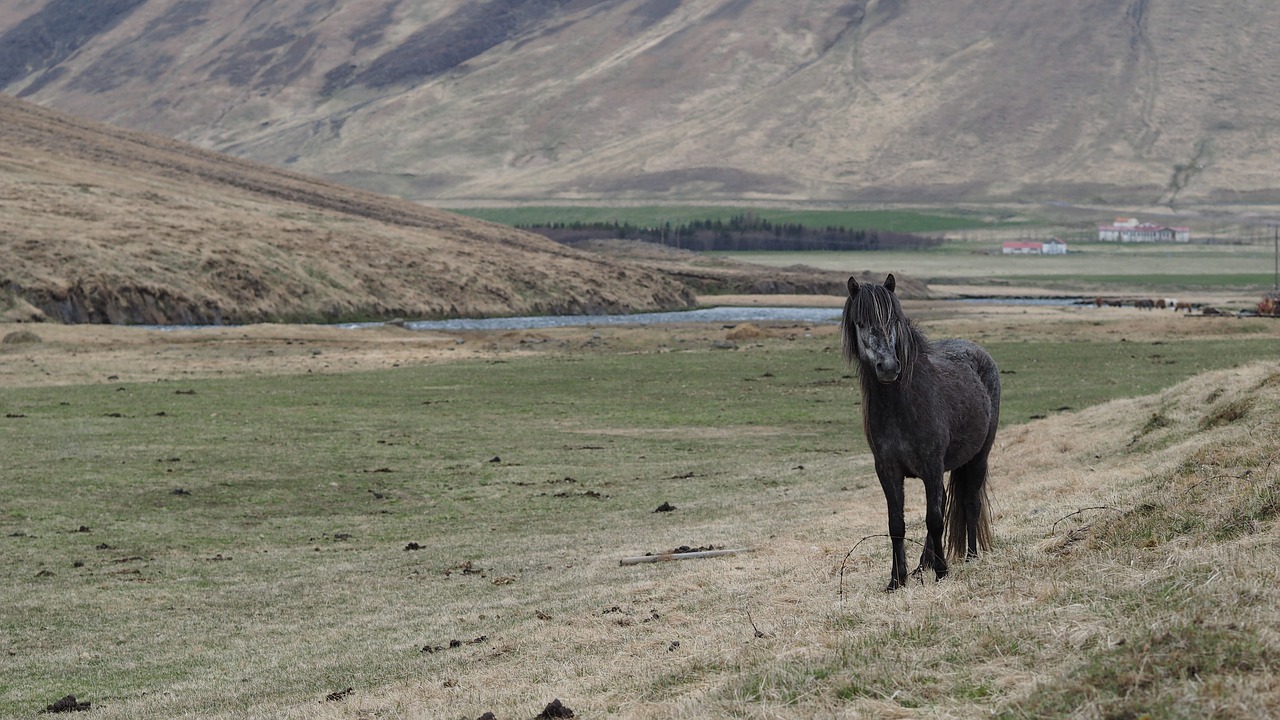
[
  {"x1": 535, "y1": 699, "x2": 575, "y2": 719},
  {"x1": 43, "y1": 694, "x2": 91, "y2": 713},
  {"x1": 2, "y1": 329, "x2": 41, "y2": 343}
]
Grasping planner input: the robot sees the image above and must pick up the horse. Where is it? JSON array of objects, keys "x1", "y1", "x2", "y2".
[{"x1": 841, "y1": 274, "x2": 1000, "y2": 591}]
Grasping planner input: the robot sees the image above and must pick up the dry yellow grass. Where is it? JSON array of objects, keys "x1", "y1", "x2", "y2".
[
  {"x1": 317, "y1": 360, "x2": 1277, "y2": 719},
  {"x1": 107, "y1": 353, "x2": 1280, "y2": 712},
  {"x1": 250, "y1": 360, "x2": 1276, "y2": 719},
  {"x1": 0, "y1": 94, "x2": 697, "y2": 325}
]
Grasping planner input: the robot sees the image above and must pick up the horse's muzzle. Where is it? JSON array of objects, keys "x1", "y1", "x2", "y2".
[{"x1": 875, "y1": 361, "x2": 901, "y2": 383}]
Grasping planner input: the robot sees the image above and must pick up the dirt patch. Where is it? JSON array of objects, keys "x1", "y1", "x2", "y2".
[
  {"x1": 2, "y1": 329, "x2": 41, "y2": 344},
  {"x1": 725, "y1": 323, "x2": 767, "y2": 340},
  {"x1": 535, "y1": 699, "x2": 575, "y2": 719},
  {"x1": 323, "y1": 687, "x2": 353, "y2": 702},
  {"x1": 420, "y1": 635, "x2": 489, "y2": 654},
  {"x1": 42, "y1": 695, "x2": 91, "y2": 713}
]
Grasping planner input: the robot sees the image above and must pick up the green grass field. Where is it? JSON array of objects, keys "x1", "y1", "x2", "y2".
[
  {"x1": 4, "y1": 325, "x2": 1280, "y2": 717},
  {"x1": 443, "y1": 201, "x2": 1280, "y2": 292},
  {"x1": 451, "y1": 205, "x2": 1280, "y2": 294}
]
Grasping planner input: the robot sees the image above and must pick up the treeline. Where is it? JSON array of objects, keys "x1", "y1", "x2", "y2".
[{"x1": 518, "y1": 213, "x2": 942, "y2": 251}]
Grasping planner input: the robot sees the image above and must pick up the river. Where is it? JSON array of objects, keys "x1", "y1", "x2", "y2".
[{"x1": 345, "y1": 297, "x2": 1086, "y2": 332}]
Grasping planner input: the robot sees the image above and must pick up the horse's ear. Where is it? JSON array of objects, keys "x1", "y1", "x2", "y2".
[
  {"x1": 884, "y1": 274, "x2": 896, "y2": 293},
  {"x1": 847, "y1": 276, "x2": 860, "y2": 297}
]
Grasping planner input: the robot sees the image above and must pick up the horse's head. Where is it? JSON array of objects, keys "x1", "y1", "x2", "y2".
[{"x1": 842, "y1": 274, "x2": 912, "y2": 384}]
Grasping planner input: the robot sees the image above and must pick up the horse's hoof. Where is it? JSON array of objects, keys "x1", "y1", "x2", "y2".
[
  {"x1": 909, "y1": 563, "x2": 945, "y2": 583},
  {"x1": 912, "y1": 564, "x2": 943, "y2": 577},
  {"x1": 884, "y1": 578, "x2": 904, "y2": 593}
]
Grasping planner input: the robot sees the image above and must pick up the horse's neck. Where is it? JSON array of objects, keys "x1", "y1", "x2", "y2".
[
  {"x1": 862, "y1": 374, "x2": 909, "y2": 409},
  {"x1": 859, "y1": 356, "x2": 930, "y2": 417}
]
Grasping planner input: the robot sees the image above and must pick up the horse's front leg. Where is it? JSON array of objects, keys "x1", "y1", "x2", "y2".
[
  {"x1": 877, "y1": 466, "x2": 908, "y2": 592},
  {"x1": 917, "y1": 469, "x2": 949, "y2": 581}
]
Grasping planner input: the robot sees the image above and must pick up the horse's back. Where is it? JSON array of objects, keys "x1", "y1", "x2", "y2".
[
  {"x1": 930, "y1": 338, "x2": 1001, "y2": 442},
  {"x1": 932, "y1": 339, "x2": 1000, "y2": 399}
]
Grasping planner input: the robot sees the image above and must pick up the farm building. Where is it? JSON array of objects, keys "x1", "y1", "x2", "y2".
[
  {"x1": 1002, "y1": 239, "x2": 1067, "y2": 255},
  {"x1": 1097, "y1": 217, "x2": 1191, "y2": 242}
]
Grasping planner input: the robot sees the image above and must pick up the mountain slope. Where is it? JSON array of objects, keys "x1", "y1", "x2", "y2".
[
  {"x1": 0, "y1": 93, "x2": 696, "y2": 324},
  {"x1": 1, "y1": 0, "x2": 1278, "y2": 205}
]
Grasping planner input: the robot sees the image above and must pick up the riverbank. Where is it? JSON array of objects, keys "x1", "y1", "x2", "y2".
[{"x1": 3, "y1": 295, "x2": 1271, "y2": 388}]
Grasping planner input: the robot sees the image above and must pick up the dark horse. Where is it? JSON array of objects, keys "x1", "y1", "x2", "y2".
[{"x1": 841, "y1": 274, "x2": 1000, "y2": 591}]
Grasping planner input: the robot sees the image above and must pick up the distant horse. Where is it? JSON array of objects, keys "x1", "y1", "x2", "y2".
[{"x1": 841, "y1": 274, "x2": 1000, "y2": 591}]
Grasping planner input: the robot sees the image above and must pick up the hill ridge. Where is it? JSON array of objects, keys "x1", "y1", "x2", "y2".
[
  {"x1": 0, "y1": 93, "x2": 699, "y2": 324},
  {"x1": 2, "y1": 0, "x2": 1279, "y2": 205}
]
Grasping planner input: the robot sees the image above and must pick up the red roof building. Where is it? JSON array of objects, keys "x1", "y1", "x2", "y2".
[
  {"x1": 1002, "y1": 239, "x2": 1067, "y2": 255},
  {"x1": 1097, "y1": 217, "x2": 1190, "y2": 242}
]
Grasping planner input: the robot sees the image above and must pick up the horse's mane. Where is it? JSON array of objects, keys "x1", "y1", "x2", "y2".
[{"x1": 841, "y1": 281, "x2": 926, "y2": 388}]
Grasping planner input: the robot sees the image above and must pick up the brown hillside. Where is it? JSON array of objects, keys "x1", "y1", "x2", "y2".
[
  {"x1": 0, "y1": 93, "x2": 700, "y2": 324},
  {"x1": 2, "y1": 1, "x2": 1279, "y2": 205}
]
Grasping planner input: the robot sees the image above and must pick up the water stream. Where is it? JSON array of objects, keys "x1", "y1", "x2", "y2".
[
  {"x1": 347, "y1": 297, "x2": 1086, "y2": 332},
  {"x1": 142, "y1": 297, "x2": 1085, "y2": 332}
]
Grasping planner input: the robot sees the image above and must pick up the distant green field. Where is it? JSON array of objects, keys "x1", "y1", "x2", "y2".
[
  {"x1": 1004, "y1": 273, "x2": 1278, "y2": 289},
  {"x1": 448, "y1": 206, "x2": 1020, "y2": 234},
  {"x1": 453, "y1": 207, "x2": 1279, "y2": 291},
  {"x1": 718, "y1": 242, "x2": 1280, "y2": 292}
]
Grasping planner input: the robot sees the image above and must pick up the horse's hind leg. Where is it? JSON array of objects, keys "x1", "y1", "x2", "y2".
[
  {"x1": 963, "y1": 460, "x2": 984, "y2": 559},
  {"x1": 949, "y1": 454, "x2": 990, "y2": 560},
  {"x1": 917, "y1": 470, "x2": 948, "y2": 581},
  {"x1": 962, "y1": 453, "x2": 983, "y2": 556}
]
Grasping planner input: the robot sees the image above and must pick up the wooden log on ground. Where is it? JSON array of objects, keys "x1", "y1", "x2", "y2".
[{"x1": 620, "y1": 548, "x2": 752, "y2": 565}]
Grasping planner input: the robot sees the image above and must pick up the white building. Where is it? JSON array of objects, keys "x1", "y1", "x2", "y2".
[
  {"x1": 1002, "y1": 239, "x2": 1068, "y2": 255},
  {"x1": 1097, "y1": 217, "x2": 1190, "y2": 242}
]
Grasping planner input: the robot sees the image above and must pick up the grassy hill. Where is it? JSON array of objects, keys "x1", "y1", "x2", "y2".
[
  {"x1": 0, "y1": 93, "x2": 702, "y2": 324},
  {"x1": 2, "y1": 1, "x2": 1279, "y2": 206}
]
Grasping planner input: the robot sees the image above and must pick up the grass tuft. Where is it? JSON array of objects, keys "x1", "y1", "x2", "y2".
[
  {"x1": 1008, "y1": 620, "x2": 1278, "y2": 720},
  {"x1": 1200, "y1": 397, "x2": 1254, "y2": 430}
]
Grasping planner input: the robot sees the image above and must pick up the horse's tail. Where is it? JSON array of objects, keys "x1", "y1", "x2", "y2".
[{"x1": 945, "y1": 456, "x2": 993, "y2": 562}]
